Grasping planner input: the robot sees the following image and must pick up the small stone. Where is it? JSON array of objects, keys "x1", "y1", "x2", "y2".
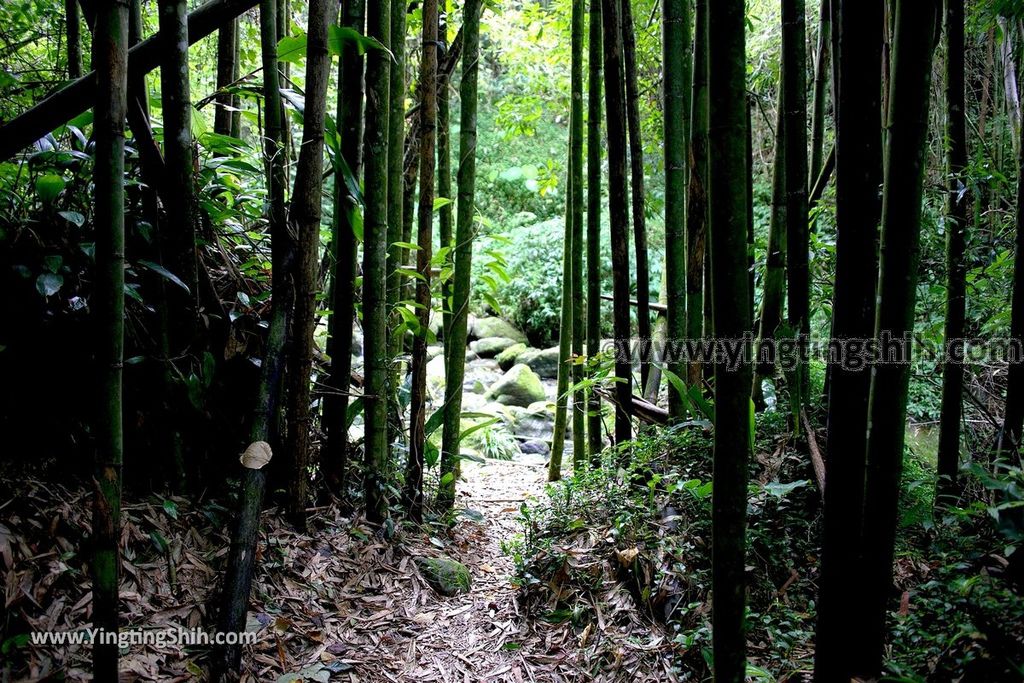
[{"x1": 416, "y1": 556, "x2": 472, "y2": 596}]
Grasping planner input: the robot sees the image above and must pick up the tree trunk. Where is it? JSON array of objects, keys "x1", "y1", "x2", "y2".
[
  {"x1": 214, "y1": 18, "x2": 240, "y2": 136},
  {"x1": 782, "y1": 0, "x2": 810, "y2": 406},
  {"x1": 91, "y1": 0, "x2": 128, "y2": 676},
  {"x1": 549, "y1": 176, "x2": 575, "y2": 481},
  {"x1": 438, "y1": 10, "x2": 454, "y2": 362},
  {"x1": 362, "y1": 0, "x2": 391, "y2": 524},
  {"x1": 620, "y1": 0, "x2": 650, "y2": 393},
  {"x1": 707, "y1": 2, "x2": 753, "y2": 681},
  {"x1": 324, "y1": 0, "x2": 366, "y2": 499},
  {"x1": 586, "y1": 0, "x2": 604, "y2": 462},
  {"x1": 386, "y1": 0, "x2": 407, "y2": 361},
  {"x1": 858, "y1": 1, "x2": 940, "y2": 677},
  {"x1": 998, "y1": 121, "x2": 1024, "y2": 459},
  {"x1": 214, "y1": 0, "x2": 291, "y2": 672},
  {"x1": 812, "y1": 1, "x2": 884, "y2": 679},
  {"x1": 809, "y1": 0, "x2": 830, "y2": 183},
  {"x1": 66, "y1": 0, "x2": 83, "y2": 79},
  {"x1": 569, "y1": 0, "x2": 586, "y2": 471},
  {"x1": 687, "y1": 0, "x2": 708, "y2": 390},
  {"x1": 550, "y1": 0, "x2": 585, "y2": 478},
  {"x1": 405, "y1": 0, "x2": 437, "y2": 521},
  {"x1": 283, "y1": 0, "x2": 336, "y2": 523},
  {"x1": 439, "y1": 0, "x2": 482, "y2": 510},
  {"x1": 644, "y1": 269, "x2": 668, "y2": 403},
  {"x1": 1000, "y1": 16, "x2": 1022, "y2": 157},
  {"x1": 753, "y1": 87, "x2": 787, "y2": 401},
  {"x1": 600, "y1": 0, "x2": 633, "y2": 446},
  {"x1": 663, "y1": 0, "x2": 692, "y2": 419},
  {"x1": 936, "y1": 0, "x2": 968, "y2": 506}
]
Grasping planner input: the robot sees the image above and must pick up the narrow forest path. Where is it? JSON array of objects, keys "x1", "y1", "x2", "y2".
[
  {"x1": 244, "y1": 458, "x2": 597, "y2": 683},
  {"x1": 6, "y1": 460, "x2": 678, "y2": 682}
]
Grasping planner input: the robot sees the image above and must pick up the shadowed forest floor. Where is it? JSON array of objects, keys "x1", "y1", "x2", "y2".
[{"x1": 2, "y1": 459, "x2": 679, "y2": 682}]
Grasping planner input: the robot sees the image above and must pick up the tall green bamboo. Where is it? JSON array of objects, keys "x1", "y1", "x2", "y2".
[
  {"x1": 569, "y1": 0, "x2": 586, "y2": 471},
  {"x1": 663, "y1": 0, "x2": 692, "y2": 419},
  {"x1": 936, "y1": 0, "x2": 969, "y2": 505},
  {"x1": 586, "y1": 0, "x2": 604, "y2": 461},
  {"x1": 858, "y1": 1, "x2": 940, "y2": 676},
  {"x1": 809, "y1": 0, "x2": 830, "y2": 183},
  {"x1": 363, "y1": 0, "x2": 391, "y2": 524},
  {"x1": 66, "y1": 0, "x2": 82, "y2": 79},
  {"x1": 813, "y1": 2, "x2": 883, "y2": 678},
  {"x1": 707, "y1": 1, "x2": 753, "y2": 680},
  {"x1": 283, "y1": 0, "x2": 335, "y2": 523},
  {"x1": 620, "y1": 0, "x2": 650, "y2": 392},
  {"x1": 324, "y1": 0, "x2": 366, "y2": 498},
  {"x1": 753, "y1": 87, "x2": 787, "y2": 397},
  {"x1": 549, "y1": 179, "x2": 575, "y2": 481},
  {"x1": 158, "y1": 0, "x2": 199, "y2": 324},
  {"x1": 406, "y1": 0, "x2": 438, "y2": 521},
  {"x1": 687, "y1": 0, "x2": 709, "y2": 390},
  {"x1": 1000, "y1": 136, "x2": 1024, "y2": 459},
  {"x1": 439, "y1": 0, "x2": 482, "y2": 510},
  {"x1": 550, "y1": 0, "x2": 585, "y2": 478},
  {"x1": 782, "y1": 0, "x2": 809, "y2": 406},
  {"x1": 91, "y1": 0, "x2": 128, "y2": 675},
  {"x1": 386, "y1": 0, "x2": 407, "y2": 343},
  {"x1": 438, "y1": 9, "x2": 454, "y2": 361},
  {"x1": 215, "y1": 1, "x2": 291, "y2": 672},
  {"x1": 214, "y1": 18, "x2": 240, "y2": 136},
  {"x1": 600, "y1": 0, "x2": 633, "y2": 446}
]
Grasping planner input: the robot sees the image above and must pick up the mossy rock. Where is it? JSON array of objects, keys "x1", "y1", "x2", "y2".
[
  {"x1": 470, "y1": 336, "x2": 520, "y2": 358},
  {"x1": 496, "y1": 342, "x2": 529, "y2": 370},
  {"x1": 470, "y1": 316, "x2": 527, "y2": 343},
  {"x1": 416, "y1": 556, "x2": 472, "y2": 596},
  {"x1": 518, "y1": 346, "x2": 561, "y2": 378},
  {"x1": 485, "y1": 363, "x2": 546, "y2": 407}
]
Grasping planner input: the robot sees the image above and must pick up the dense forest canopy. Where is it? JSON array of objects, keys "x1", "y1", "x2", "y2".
[{"x1": 1, "y1": 0, "x2": 1024, "y2": 680}]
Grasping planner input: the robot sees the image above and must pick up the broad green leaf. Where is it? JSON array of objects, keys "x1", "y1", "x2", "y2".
[
  {"x1": 277, "y1": 33, "x2": 307, "y2": 63},
  {"x1": 328, "y1": 25, "x2": 395, "y2": 59},
  {"x1": 35, "y1": 174, "x2": 65, "y2": 202},
  {"x1": 138, "y1": 259, "x2": 191, "y2": 294},
  {"x1": 763, "y1": 480, "x2": 809, "y2": 500},
  {"x1": 58, "y1": 210, "x2": 84, "y2": 227},
  {"x1": 35, "y1": 273, "x2": 63, "y2": 297}
]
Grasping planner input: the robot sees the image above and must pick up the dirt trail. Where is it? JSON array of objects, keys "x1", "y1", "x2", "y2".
[
  {"x1": 4, "y1": 460, "x2": 676, "y2": 682},
  {"x1": 241, "y1": 458, "x2": 586, "y2": 683}
]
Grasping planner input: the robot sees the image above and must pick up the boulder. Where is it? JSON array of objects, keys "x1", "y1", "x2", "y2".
[
  {"x1": 416, "y1": 556, "x2": 471, "y2": 596},
  {"x1": 426, "y1": 353, "x2": 447, "y2": 402},
  {"x1": 520, "y1": 439, "x2": 550, "y2": 456},
  {"x1": 519, "y1": 346, "x2": 561, "y2": 379},
  {"x1": 426, "y1": 344, "x2": 445, "y2": 361},
  {"x1": 350, "y1": 322, "x2": 364, "y2": 356},
  {"x1": 469, "y1": 336, "x2": 520, "y2": 358},
  {"x1": 496, "y1": 342, "x2": 529, "y2": 371},
  {"x1": 511, "y1": 403, "x2": 555, "y2": 440},
  {"x1": 470, "y1": 316, "x2": 527, "y2": 343},
  {"x1": 484, "y1": 364, "x2": 546, "y2": 408}
]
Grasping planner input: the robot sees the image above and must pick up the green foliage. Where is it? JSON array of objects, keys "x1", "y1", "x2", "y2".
[{"x1": 504, "y1": 419, "x2": 822, "y2": 679}]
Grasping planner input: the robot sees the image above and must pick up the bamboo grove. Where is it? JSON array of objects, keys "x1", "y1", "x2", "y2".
[{"x1": 1, "y1": 0, "x2": 1024, "y2": 679}]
